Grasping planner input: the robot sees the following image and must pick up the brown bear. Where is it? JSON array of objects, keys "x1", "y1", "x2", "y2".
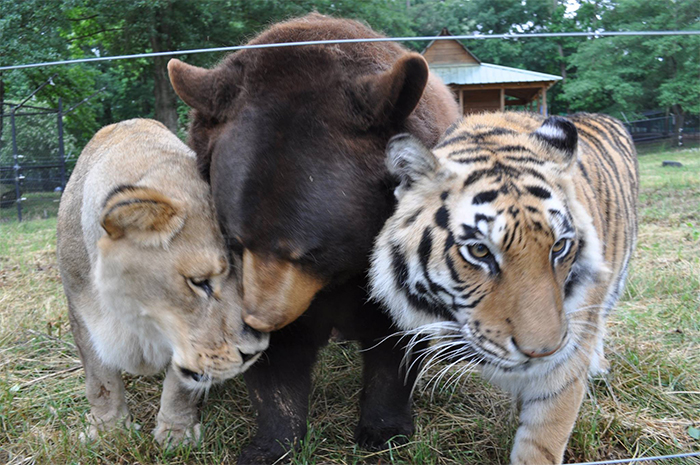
[{"x1": 168, "y1": 13, "x2": 459, "y2": 463}]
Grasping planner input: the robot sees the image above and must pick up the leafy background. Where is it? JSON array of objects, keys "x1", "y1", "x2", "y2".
[{"x1": 1, "y1": 0, "x2": 698, "y2": 156}]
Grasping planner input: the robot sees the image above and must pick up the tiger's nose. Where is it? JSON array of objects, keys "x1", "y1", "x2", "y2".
[{"x1": 512, "y1": 335, "x2": 565, "y2": 358}]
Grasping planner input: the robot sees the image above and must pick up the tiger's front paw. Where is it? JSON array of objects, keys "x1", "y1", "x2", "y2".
[
  {"x1": 153, "y1": 420, "x2": 202, "y2": 449},
  {"x1": 510, "y1": 440, "x2": 563, "y2": 465}
]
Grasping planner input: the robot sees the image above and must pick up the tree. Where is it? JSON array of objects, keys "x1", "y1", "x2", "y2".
[
  {"x1": 66, "y1": 0, "x2": 239, "y2": 133},
  {"x1": 0, "y1": 0, "x2": 106, "y2": 152},
  {"x1": 563, "y1": 0, "x2": 700, "y2": 128}
]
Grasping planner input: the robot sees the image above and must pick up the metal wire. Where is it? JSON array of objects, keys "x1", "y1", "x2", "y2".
[
  {"x1": 1, "y1": 30, "x2": 699, "y2": 71},
  {"x1": 568, "y1": 451, "x2": 700, "y2": 464}
]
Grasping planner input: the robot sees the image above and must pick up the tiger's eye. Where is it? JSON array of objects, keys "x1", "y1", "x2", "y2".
[
  {"x1": 551, "y1": 239, "x2": 567, "y2": 254},
  {"x1": 468, "y1": 243, "x2": 491, "y2": 259}
]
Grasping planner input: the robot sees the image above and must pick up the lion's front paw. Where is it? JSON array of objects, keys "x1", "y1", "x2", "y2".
[
  {"x1": 153, "y1": 420, "x2": 202, "y2": 449},
  {"x1": 79, "y1": 404, "x2": 133, "y2": 442}
]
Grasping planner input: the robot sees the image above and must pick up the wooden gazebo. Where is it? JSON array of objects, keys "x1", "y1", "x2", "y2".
[{"x1": 423, "y1": 30, "x2": 562, "y2": 115}]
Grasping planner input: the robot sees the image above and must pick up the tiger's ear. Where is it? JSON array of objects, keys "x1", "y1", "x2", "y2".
[
  {"x1": 532, "y1": 116, "x2": 578, "y2": 169},
  {"x1": 100, "y1": 185, "x2": 186, "y2": 247},
  {"x1": 386, "y1": 133, "x2": 438, "y2": 199}
]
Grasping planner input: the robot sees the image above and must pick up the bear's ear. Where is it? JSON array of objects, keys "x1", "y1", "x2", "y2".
[
  {"x1": 168, "y1": 59, "x2": 240, "y2": 116},
  {"x1": 357, "y1": 53, "x2": 429, "y2": 128},
  {"x1": 100, "y1": 185, "x2": 186, "y2": 247},
  {"x1": 531, "y1": 116, "x2": 578, "y2": 169},
  {"x1": 386, "y1": 133, "x2": 438, "y2": 199}
]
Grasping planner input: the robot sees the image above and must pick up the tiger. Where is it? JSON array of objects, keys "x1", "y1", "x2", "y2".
[{"x1": 369, "y1": 111, "x2": 638, "y2": 464}]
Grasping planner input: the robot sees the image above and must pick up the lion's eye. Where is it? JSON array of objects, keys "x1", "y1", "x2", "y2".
[
  {"x1": 551, "y1": 238, "x2": 569, "y2": 258},
  {"x1": 467, "y1": 243, "x2": 491, "y2": 259},
  {"x1": 188, "y1": 278, "x2": 213, "y2": 297}
]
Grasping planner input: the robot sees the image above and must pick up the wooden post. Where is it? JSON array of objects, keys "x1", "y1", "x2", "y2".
[
  {"x1": 542, "y1": 86, "x2": 547, "y2": 116},
  {"x1": 459, "y1": 88, "x2": 464, "y2": 115},
  {"x1": 499, "y1": 87, "x2": 505, "y2": 112}
]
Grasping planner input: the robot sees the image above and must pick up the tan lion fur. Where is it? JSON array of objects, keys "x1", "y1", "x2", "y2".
[{"x1": 57, "y1": 119, "x2": 269, "y2": 447}]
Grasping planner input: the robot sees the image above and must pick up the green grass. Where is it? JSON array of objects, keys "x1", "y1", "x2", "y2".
[{"x1": 1, "y1": 148, "x2": 699, "y2": 464}]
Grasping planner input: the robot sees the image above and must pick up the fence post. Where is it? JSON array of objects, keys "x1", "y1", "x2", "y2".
[
  {"x1": 10, "y1": 105, "x2": 22, "y2": 222},
  {"x1": 57, "y1": 97, "x2": 66, "y2": 189}
]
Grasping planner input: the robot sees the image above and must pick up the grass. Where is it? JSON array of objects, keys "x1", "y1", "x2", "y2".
[{"x1": 1, "y1": 148, "x2": 699, "y2": 464}]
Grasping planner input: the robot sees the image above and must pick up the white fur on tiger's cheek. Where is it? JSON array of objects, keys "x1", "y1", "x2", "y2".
[{"x1": 369, "y1": 236, "x2": 442, "y2": 330}]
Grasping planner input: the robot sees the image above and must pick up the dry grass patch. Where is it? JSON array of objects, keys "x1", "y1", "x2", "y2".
[{"x1": 0, "y1": 149, "x2": 698, "y2": 464}]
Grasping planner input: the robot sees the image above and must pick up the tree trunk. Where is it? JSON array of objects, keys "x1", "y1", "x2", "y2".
[
  {"x1": 150, "y1": 10, "x2": 178, "y2": 134},
  {"x1": 0, "y1": 73, "x2": 4, "y2": 149},
  {"x1": 670, "y1": 104, "x2": 685, "y2": 135},
  {"x1": 556, "y1": 43, "x2": 567, "y2": 83},
  {"x1": 152, "y1": 53, "x2": 178, "y2": 134}
]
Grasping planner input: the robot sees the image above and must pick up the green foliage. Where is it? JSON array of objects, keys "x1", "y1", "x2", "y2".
[
  {"x1": 563, "y1": 0, "x2": 700, "y2": 118},
  {"x1": 1, "y1": 0, "x2": 699, "y2": 152}
]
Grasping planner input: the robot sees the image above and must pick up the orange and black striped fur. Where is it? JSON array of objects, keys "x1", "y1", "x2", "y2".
[{"x1": 370, "y1": 112, "x2": 638, "y2": 464}]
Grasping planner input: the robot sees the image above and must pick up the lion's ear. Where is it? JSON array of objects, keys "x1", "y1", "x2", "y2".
[
  {"x1": 100, "y1": 185, "x2": 186, "y2": 247},
  {"x1": 168, "y1": 59, "x2": 240, "y2": 116},
  {"x1": 356, "y1": 53, "x2": 429, "y2": 128}
]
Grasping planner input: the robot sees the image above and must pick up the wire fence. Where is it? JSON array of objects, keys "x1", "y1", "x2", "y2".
[
  {"x1": 0, "y1": 100, "x2": 66, "y2": 222},
  {"x1": 568, "y1": 451, "x2": 700, "y2": 465},
  {"x1": 2, "y1": 29, "x2": 698, "y2": 223},
  {"x1": 2, "y1": 30, "x2": 700, "y2": 72},
  {"x1": 0, "y1": 82, "x2": 104, "y2": 222}
]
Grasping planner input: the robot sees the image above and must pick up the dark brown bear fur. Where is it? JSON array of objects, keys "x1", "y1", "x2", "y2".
[{"x1": 169, "y1": 13, "x2": 459, "y2": 464}]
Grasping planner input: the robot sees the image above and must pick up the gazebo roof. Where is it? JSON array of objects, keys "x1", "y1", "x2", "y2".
[
  {"x1": 422, "y1": 29, "x2": 562, "y2": 87},
  {"x1": 429, "y1": 62, "x2": 562, "y2": 86}
]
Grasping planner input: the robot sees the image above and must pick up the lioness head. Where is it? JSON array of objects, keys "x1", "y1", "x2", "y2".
[{"x1": 96, "y1": 182, "x2": 269, "y2": 388}]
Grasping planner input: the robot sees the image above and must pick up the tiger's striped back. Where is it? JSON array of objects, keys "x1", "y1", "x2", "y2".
[
  {"x1": 568, "y1": 113, "x2": 638, "y2": 312},
  {"x1": 369, "y1": 111, "x2": 638, "y2": 464}
]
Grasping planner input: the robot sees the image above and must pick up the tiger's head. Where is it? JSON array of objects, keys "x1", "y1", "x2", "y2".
[{"x1": 370, "y1": 114, "x2": 605, "y2": 372}]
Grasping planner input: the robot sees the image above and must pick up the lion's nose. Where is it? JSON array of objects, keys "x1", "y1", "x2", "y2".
[
  {"x1": 242, "y1": 322, "x2": 265, "y2": 339},
  {"x1": 239, "y1": 349, "x2": 262, "y2": 364}
]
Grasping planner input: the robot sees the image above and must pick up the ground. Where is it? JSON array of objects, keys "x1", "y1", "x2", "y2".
[{"x1": 0, "y1": 148, "x2": 698, "y2": 464}]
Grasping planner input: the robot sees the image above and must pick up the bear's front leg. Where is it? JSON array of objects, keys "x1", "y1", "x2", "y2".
[
  {"x1": 238, "y1": 325, "x2": 323, "y2": 464},
  {"x1": 355, "y1": 333, "x2": 424, "y2": 449}
]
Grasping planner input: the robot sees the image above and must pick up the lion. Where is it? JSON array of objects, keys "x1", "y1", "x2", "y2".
[{"x1": 56, "y1": 119, "x2": 269, "y2": 447}]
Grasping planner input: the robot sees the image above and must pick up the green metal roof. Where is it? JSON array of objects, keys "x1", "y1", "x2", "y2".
[{"x1": 430, "y1": 63, "x2": 562, "y2": 86}]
